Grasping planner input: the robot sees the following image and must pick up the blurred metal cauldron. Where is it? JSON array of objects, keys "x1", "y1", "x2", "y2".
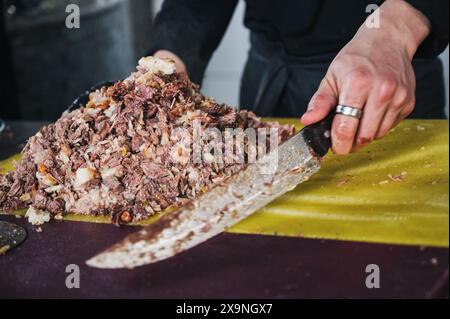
[{"x1": 5, "y1": 0, "x2": 137, "y2": 120}]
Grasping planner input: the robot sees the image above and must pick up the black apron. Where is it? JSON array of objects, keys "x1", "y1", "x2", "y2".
[{"x1": 240, "y1": 32, "x2": 446, "y2": 119}]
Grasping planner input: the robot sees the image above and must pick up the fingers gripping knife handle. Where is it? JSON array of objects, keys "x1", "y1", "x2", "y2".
[{"x1": 300, "y1": 112, "x2": 335, "y2": 158}]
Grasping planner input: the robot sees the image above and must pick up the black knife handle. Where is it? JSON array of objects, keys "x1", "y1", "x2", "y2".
[{"x1": 300, "y1": 111, "x2": 335, "y2": 158}]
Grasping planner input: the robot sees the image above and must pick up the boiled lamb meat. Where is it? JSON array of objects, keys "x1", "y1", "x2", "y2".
[{"x1": 0, "y1": 57, "x2": 294, "y2": 225}]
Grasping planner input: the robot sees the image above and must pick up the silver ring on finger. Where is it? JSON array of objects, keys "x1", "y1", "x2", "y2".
[{"x1": 336, "y1": 104, "x2": 363, "y2": 119}]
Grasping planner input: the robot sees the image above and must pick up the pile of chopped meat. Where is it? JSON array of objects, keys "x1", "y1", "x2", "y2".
[{"x1": 0, "y1": 57, "x2": 294, "y2": 225}]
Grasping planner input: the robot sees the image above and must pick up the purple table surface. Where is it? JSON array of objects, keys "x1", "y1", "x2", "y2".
[
  {"x1": 0, "y1": 214, "x2": 448, "y2": 299},
  {"x1": 0, "y1": 121, "x2": 448, "y2": 299}
]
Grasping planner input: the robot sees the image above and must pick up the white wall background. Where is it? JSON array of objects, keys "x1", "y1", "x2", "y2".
[
  {"x1": 152, "y1": 0, "x2": 449, "y2": 115},
  {"x1": 151, "y1": 0, "x2": 248, "y2": 107}
]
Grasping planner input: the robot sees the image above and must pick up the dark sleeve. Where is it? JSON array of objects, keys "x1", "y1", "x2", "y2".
[
  {"x1": 149, "y1": 0, "x2": 238, "y2": 84},
  {"x1": 406, "y1": 0, "x2": 449, "y2": 58},
  {"x1": 1, "y1": 3, "x2": 17, "y2": 118}
]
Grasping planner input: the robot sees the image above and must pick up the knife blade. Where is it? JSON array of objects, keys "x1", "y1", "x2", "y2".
[{"x1": 86, "y1": 113, "x2": 335, "y2": 269}]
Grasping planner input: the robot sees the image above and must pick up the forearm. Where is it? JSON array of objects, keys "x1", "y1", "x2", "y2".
[
  {"x1": 359, "y1": 0, "x2": 431, "y2": 60},
  {"x1": 149, "y1": 0, "x2": 238, "y2": 84},
  {"x1": 302, "y1": 0, "x2": 429, "y2": 154},
  {"x1": 405, "y1": 0, "x2": 449, "y2": 57}
]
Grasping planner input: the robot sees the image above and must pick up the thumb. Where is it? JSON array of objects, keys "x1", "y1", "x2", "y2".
[{"x1": 301, "y1": 76, "x2": 338, "y2": 126}]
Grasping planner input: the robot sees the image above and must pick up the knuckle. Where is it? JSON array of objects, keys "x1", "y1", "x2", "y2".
[
  {"x1": 353, "y1": 67, "x2": 372, "y2": 80},
  {"x1": 341, "y1": 96, "x2": 365, "y2": 107},
  {"x1": 332, "y1": 56, "x2": 346, "y2": 70},
  {"x1": 309, "y1": 93, "x2": 329, "y2": 108},
  {"x1": 334, "y1": 123, "x2": 356, "y2": 141},
  {"x1": 377, "y1": 77, "x2": 398, "y2": 103},
  {"x1": 349, "y1": 67, "x2": 372, "y2": 88},
  {"x1": 395, "y1": 86, "x2": 409, "y2": 105}
]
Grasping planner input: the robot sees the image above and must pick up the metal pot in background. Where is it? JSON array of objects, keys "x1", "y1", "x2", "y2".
[{"x1": 5, "y1": 0, "x2": 150, "y2": 121}]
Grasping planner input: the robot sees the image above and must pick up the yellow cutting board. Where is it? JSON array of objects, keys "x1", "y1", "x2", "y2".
[{"x1": 1, "y1": 119, "x2": 448, "y2": 247}]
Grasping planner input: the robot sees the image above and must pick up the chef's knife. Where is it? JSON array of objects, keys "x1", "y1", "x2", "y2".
[{"x1": 86, "y1": 112, "x2": 335, "y2": 269}]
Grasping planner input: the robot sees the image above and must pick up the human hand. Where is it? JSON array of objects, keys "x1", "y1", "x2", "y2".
[{"x1": 301, "y1": 0, "x2": 431, "y2": 154}]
